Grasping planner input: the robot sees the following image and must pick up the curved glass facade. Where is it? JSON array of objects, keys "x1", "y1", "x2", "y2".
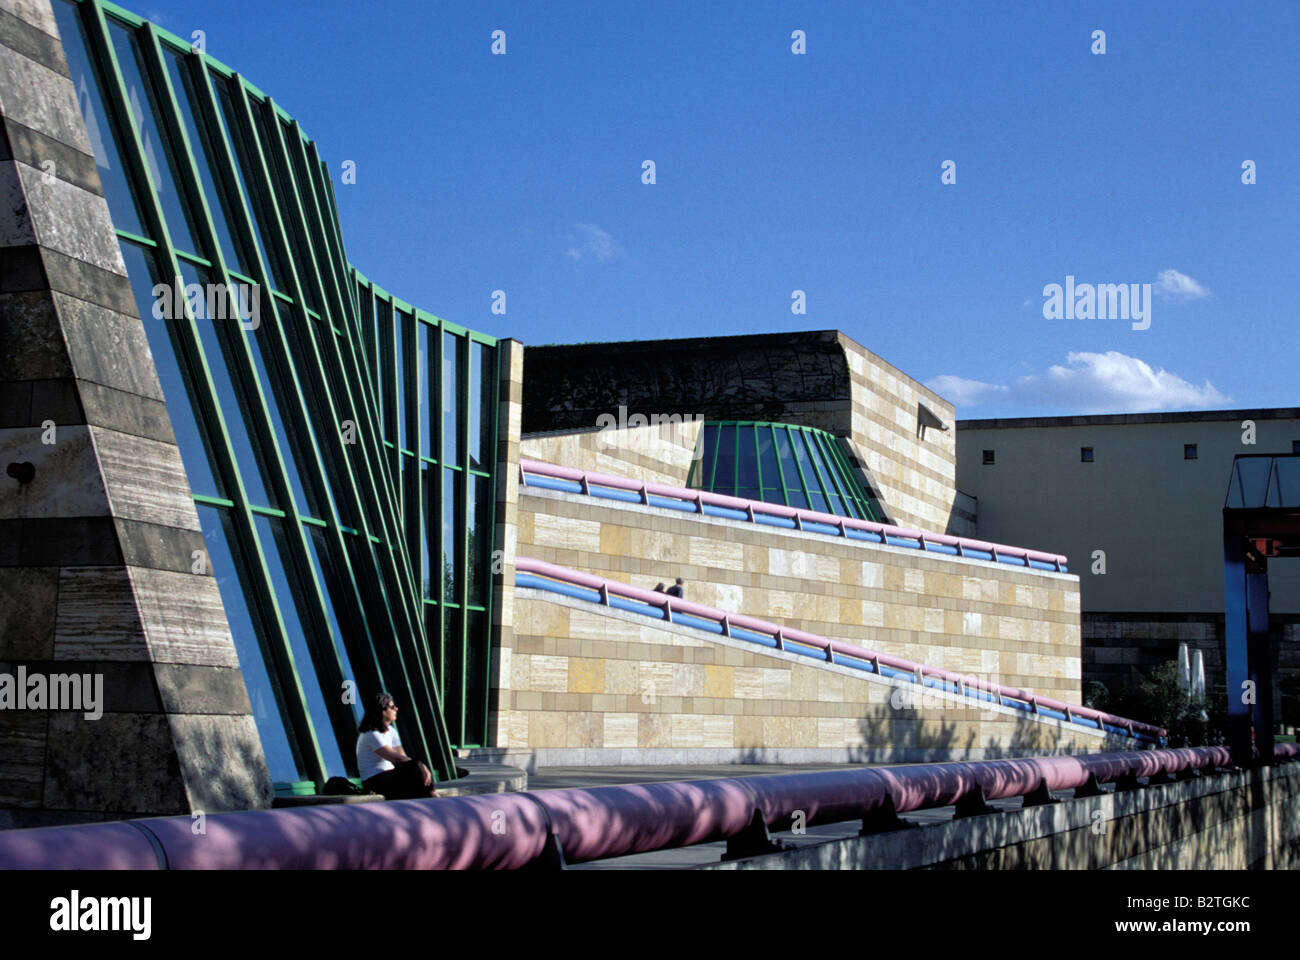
[
  {"x1": 53, "y1": 0, "x2": 498, "y2": 790},
  {"x1": 688, "y1": 421, "x2": 884, "y2": 521}
]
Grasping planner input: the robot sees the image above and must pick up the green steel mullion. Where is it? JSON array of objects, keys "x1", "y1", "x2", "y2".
[
  {"x1": 82, "y1": 0, "x2": 326, "y2": 785},
  {"x1": 228, "y1": 79, "x2": 447, "y2": 778},
  {"x1": 141, "y1": 26, "x2": 364, "y2": 764},
  {"x1": 753, "y1": 422, "x2": 765, "y2": 495}
]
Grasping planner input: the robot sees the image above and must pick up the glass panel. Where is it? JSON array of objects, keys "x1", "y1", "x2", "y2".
[
  {"x1": 211, "y1": 75, "x2": 292, "y2": 293},
  {"x1": 790, "y1": 431, "x2": 830, "y2": 513},
  {"x1": 469, "y1": 341, "x2": 493, "y2": 471},
  {"x1": 376, "y1": 299, "x2": 393, "y2": 439},
  {"x1": 464, "y1": 609, "x2": 487, "y2": 745},
  {"x1": 467, "y1": 474, "x2": 490, "y2": 607},
  {"x1": 773, "y1": 428, "x2": 808, "y2": 509},
  {"x1": 177, "y1": 260, "x2": 273, "y2": 507},
  {"x1": 249, "y1": 107, "x2": 315, "y2": 312},
  {"x1": 303, "y1": 525, "x2": 361, "y2": 724},
  {"x1": 107, "y1": 20, "x2": 200, "y2": 255},
  {"x1": 442, "y1": 605, "x2": 463, "y2": 745},
  {"x1": 712, "y1": 425, "x2": 737, "y2": 494},
  {"x1": 247, "y1": 309, "x2": 324, "y2": 518},
  {"x1": 197, "y1": 505, "x2": 302, "y2": 782},
  {"x1": 358, "y1": 285, "x2": 376, "y2": 387},
  {"x1": 255, "y1": 515, "x2": 348, "y2": 779},
  {"x1": 736, "y1": 425, "x2": 760, "y2": 492},
  {"x1": 53, "y1": 0, "x2": 145, "y2": 235},
  {"x1": 442, "y1": 332, "x2": 461, "y2": 465},
  {"x1": 418, "y1": 323, "x2": 430, "y2": 458},
  {"x1": 161, "y1": 49, "x2": 247, "y2": 272},
  {"x1": 118, "y1": 241, "x2": 221, "y2": 498},
  {"x1": 757, "y1": 425, "x2": 781, "y2": 497},
  {"x1": 397, "y1": 310, "x2": 411, "y2": 450},
  {"x1": 699, "y1": 423, "x2": 719, "y2": 488},
  {"x1": 421, "y1": 465, "x2": 432, "y2": 598},
  {"x1": 442, "y1": 468, "x2": 461, "y2": 603},
  {"x1": 806, "y1": 432, "x2": 846, "y2": 516}
]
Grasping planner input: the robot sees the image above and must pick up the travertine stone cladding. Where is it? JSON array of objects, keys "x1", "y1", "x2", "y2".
[
  {"x1": 516, "y1": 485, "x2": 1082, "y2": 704},
  {"x1": 497, "y1": 587, "x2": 1117, "y2": 766}
]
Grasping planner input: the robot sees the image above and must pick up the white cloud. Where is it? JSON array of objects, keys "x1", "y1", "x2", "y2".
[
  {"x1": 928, "y1": 351, "x2": 1228, "y2": 414},
  {"x1": 564, "y1": 223, "x2": 618, "y2": 262},
  {"x1": 1154, "y1": 268, "x2": 1210, "y2": 300},
  {"x1": 926, "y1": 374, "x2": 1009, "y2": 407}
]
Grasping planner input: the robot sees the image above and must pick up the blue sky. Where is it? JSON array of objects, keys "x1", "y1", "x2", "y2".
[{"x1": 136, "y1": 0, "x2": 1299, "y2": 419}]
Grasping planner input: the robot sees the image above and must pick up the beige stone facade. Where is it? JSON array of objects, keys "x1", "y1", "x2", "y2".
[
  {"x1": 520, "y1": 417, "x2": 703, "y2": 488},
  {"x1": 489, "y1": 476, "x2": 1099, "y2": 764},
  {"x1": 839, "y1": 334, "x2": 957, "y2": 534},
  {"x1": 496, "y1": 588, "x2": 1114, "y2": 766}
]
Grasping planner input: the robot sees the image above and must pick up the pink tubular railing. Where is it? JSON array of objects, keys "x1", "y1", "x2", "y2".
[
  {"x1": 0, "y1": 745, "x2": 1293, "y2": 870},
  {"x1": 519, "y1": 458, "x2": 1069, "y2": 570},
  {"x1": 514, "y1": 557, "x2": 1166, "y2": 739}
]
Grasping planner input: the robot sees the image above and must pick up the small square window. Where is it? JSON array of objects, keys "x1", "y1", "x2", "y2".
[
  {"x1": 1293, "y1": 440, "x2": 1300, "y2": 455},
  {"x1": 1080, "y1": 447, "x2": 1094, "y2": 463},
  {"x1": 1185, "y1": 444, "x2": 1198, "y2": 460},
  {"x1": 982, "y1": 450, "x2": 995, "y2": 465}
]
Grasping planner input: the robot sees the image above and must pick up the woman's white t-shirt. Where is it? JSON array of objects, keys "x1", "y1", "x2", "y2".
[{"x1": 356, "y1": 726, "x2": 401, "y2": 782}]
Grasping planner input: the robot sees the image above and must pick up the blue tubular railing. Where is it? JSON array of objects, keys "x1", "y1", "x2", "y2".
[
  {"x1": 514, "y1": 558, "x2": 1166, "y2": 743},
  {"x1": 519, "y1": 459, "x2": 1071, "y2": 573},
  {"x1": 1, "y1": 744, "x2": 1293, "y2": 870}
]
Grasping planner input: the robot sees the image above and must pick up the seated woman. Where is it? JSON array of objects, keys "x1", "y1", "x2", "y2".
[{"x1": 356, "y1": 692, "x2": 439, "y2": 799}]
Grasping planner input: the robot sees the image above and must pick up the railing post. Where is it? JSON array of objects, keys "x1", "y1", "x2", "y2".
[
  {"x1": 639, "y1": 485, "x2": 649, "y2": 505},
  {"x1": 824, "y1": 643, "x2": 834, "y2": 663},
  {"x1": 793, "y1": 514, "x2": 803, "y2": 531},
  {"x1": 598, "y1": 583, "x2": 610, "y2": 606},
  {"x1": 774, "y1": 629, "x2": 784, "y2": 651},
  {"x1": 663, "y1": 600, "x2": 673, "y2": 623},
  {"x1": 695, "y1": 494, "x2": 704, "y2": 514},
  {"x1": 721, "y1": 616, "x2": 731, "y2": 637}
]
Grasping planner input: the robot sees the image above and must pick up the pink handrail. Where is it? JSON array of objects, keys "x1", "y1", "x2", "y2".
[
  {"x1": 514, "y1": 557, "x2": 1165, "y2": 738},
  {"x1": 519, "y1": 459, "x2": 1068, "y2": 568}
]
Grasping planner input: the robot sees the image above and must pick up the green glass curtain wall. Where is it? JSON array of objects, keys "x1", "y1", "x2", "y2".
[
  {"x1": 688, "y1": 421, "x2": 884, "y2": 522},
  {"x1": 53, "y1": 0, "x2": 500, "y2": 791}
]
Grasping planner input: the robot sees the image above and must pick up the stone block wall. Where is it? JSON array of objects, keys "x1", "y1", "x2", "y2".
[
  {"x1": 840, "y1": 334, "x2": 957, "y2": 533},
  {"x1": 516, "y1": 485, "x2": 1084, "y2": 704},
  {"x1": 520, "y1": 417, "x2": 704, "y2": 489},
  {"x1": 497, "y1": 588, "x2": 1114, "y2": 766},
  {"x1": 0, "y1": 0, "x2": 270, "y2": 827}
]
